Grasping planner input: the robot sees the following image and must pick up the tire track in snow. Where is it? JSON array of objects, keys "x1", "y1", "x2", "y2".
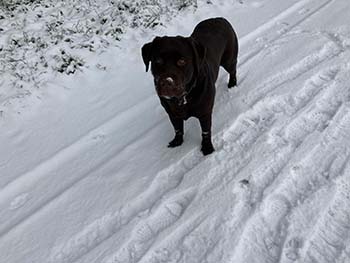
[
  {"x1": 218, "y1": 65, "x2": 340, "y2": 261},
  {"x1": 234, "y1": 30, "x2": 350, "y2": 185},
  {"x1": 246, "y1": 26, "x2": 350, "y2": 107},
  {"x1": 294, "y1": 171, "x2": 350, "y2": 263},
  {"x1": 300, "y1": 129, "x2": 350, "y2": 263},
  {"x1": 176, "y1": 216, "x2": 223, "y2": 263},
  {"x1": 254, "y1": 66, "x2": 338, "y2": 191},
  {"x1": 245, "y1": 38, "x2": 344, "y2": 106},
  {"x1": 49, "y1": 170, "x2": 192, "y2": 263},
  {"x1": 0, "y1": 94, "x2": 156, "y2": 192},
  {"x1": 137, "y1": 212, "x2": 223, "y2": 263},
  {"x1": 229, "y1": 67, "x2": 350, "y2": 263},
  {"x1": 265, "y1": 65, "x2": 350, "y2": 261},
  {"x1": 0, "y1": 96, "x2": 167, "y2": 239},
  {"x1": 137, "y1": 214, "x2": 209, "y2": 263},
  {"x1": 102, "y1": 188, "x2": 196, "y2": 263},
  {"x1": 49, "y1": 136, "x2": 222, "y2": 263},
  {"x1": 232, "y1": 114, "x2": 350, "y2": 263},
  {"x1": 279, "y1": 106, "x2": 350, "y2": 263},
  {"x1": 239, "y1": 0, "x2": 334, "y2": 67},
  {"x1": 249, "y1": 65, "x2": 337, "y2": 181}
]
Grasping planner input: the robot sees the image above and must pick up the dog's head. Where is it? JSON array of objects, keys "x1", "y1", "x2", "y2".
[{"x1": 141, "y1": 36, "x2": 206, "y2": 99}]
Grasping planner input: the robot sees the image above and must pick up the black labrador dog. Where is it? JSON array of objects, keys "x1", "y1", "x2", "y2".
[{"x1": 142, "y1": 17, "x2": 238, "y2": 155}]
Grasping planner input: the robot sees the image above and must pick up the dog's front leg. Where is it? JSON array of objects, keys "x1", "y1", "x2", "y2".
[
  {"x1": 199, "y1": 114, "x2": 215, "y2": 155},
  {"x1": 168, "y1": 116, "x2": 184, "y2": 148}
]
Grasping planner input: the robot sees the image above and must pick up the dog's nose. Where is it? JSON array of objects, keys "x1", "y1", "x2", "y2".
[
  {"x1": 166, "y1": 77, "x2": 174, "y2": 84},
  {"x1": 160, "y1": 77, "x2": 175, "y2": 89}
]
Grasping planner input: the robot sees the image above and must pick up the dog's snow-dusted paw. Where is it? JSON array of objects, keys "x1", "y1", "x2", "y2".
[
  {"x1": 168, "y1": 135, "x2": 183, "y2": 148},
  {"x1": 201, "y1": 142, "x2": 215, "y2": 155},
  {"x1": 228, "y1": 79, "x2": 237, "y2": 88}
]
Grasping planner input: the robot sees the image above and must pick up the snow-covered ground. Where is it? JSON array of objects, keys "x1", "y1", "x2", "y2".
[{"x1": 1, "y1": 0, "x2": 350, "y2": 262}]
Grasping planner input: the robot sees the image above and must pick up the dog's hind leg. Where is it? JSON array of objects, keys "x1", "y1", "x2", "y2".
[{"x1": 221, "y1": 59, "x2": 237, "y2": 88}]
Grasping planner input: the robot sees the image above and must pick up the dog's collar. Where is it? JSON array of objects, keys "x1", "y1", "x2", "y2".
[
  {"x1": 177, "y1": 93, "x2": 188, "y2": 106},
  {"x1": 179, "y1": 76, "x2": 197, "y2": 106},
  {"x1": 179, "y1": 62, "x2": 208, "y2": 105},
  {"x1": 163, "y1": 94, "x2": 188, "y2": 106},
  {"x1": 162, "y1": 77, "x2": 197, "y2": 106}
]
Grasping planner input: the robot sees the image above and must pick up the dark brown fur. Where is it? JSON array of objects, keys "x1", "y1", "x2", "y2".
[{"x1": 142, "y1": 17, "x2": 238, "y2": 155}]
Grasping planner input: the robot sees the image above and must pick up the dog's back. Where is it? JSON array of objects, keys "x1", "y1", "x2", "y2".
[{"x1": 191, "y1": 17, "x2": 238, "y2": 84}]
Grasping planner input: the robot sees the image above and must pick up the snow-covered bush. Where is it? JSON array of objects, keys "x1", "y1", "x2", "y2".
[{"x1": 0, "y1": 0, "x2": 197, "y2": 109}]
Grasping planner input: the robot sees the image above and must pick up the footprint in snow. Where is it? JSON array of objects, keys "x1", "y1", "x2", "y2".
[
  {"x1": 91, "y1": 134, "x2": 105, "y2": 141},
  {"x1": 284, "y1": 237, "x2": 303, "y2": 261},
  {"x1": 250, "y1": 2, "x2": 264, "y2": 8},
  {"x1": 10, "y1": 193, "x2": 29, "y2": 210}
]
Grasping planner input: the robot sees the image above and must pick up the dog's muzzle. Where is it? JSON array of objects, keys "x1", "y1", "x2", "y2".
[
  {"x1": 159, "y1": 77, "x2": 176, "y2": 90},
  {"x1": 155, "y1": 76, "x2": 185, "y2": 98}
]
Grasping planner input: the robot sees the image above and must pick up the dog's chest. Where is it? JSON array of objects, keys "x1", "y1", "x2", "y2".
[{"x1": 166, "y1": 102, "x2": 191, "y2": 119}]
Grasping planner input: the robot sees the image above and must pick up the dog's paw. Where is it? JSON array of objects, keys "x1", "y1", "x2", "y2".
[
  {"x1": 228, "y1": 80, "x2": 237, "y2": 88},
  {"x1": 228, "y1": 75, "x2": 237, "y2": 88},
  {"x1": 168, "y1": 135, "x2": 183, "y2": 148},
  {"x1": 201, "y1": 142, "x2": 215, "y2": 155}
]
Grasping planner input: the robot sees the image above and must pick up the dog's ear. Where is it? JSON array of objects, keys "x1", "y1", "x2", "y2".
[
  {"x1": 141, "y1": 42, "x2": 153, "y2": 72},
  {"x1": 188, "y1": 37, "x2": 206, "y2": 75}
]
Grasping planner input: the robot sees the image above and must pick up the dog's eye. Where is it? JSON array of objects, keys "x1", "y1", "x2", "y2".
[
  {"x1": 177, "y1": 59, "x2": 187, "y2": 67},
  {"x1": 154, "y1": 58, "x2": 164, "y2": 65}
]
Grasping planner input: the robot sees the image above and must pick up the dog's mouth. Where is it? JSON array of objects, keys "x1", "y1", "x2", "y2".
[
  {"x1": 160, "y1": 95, "x2": 174, "y2": 100},
  {"x1": 154, "y1": 75, "x2": 188, "y2": 100},
  {"x1": 159, "y1": 91, "x2": 189, "y2": 105},
  {"x1": 155, "y1": 85, "x2": 186, "y2": 100},
  {"x1": 159, "y1": 92, "x2": 186, "y2": 100}
]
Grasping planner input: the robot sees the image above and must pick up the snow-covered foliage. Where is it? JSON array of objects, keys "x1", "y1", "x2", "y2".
[{"x1": 0, "y1": 0, "x2": 197, "y2": 108}]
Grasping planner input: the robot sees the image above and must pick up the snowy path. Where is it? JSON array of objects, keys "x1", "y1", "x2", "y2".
[{"x1": 1, "y1": 0, "x2": 350, "y2": 262}]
